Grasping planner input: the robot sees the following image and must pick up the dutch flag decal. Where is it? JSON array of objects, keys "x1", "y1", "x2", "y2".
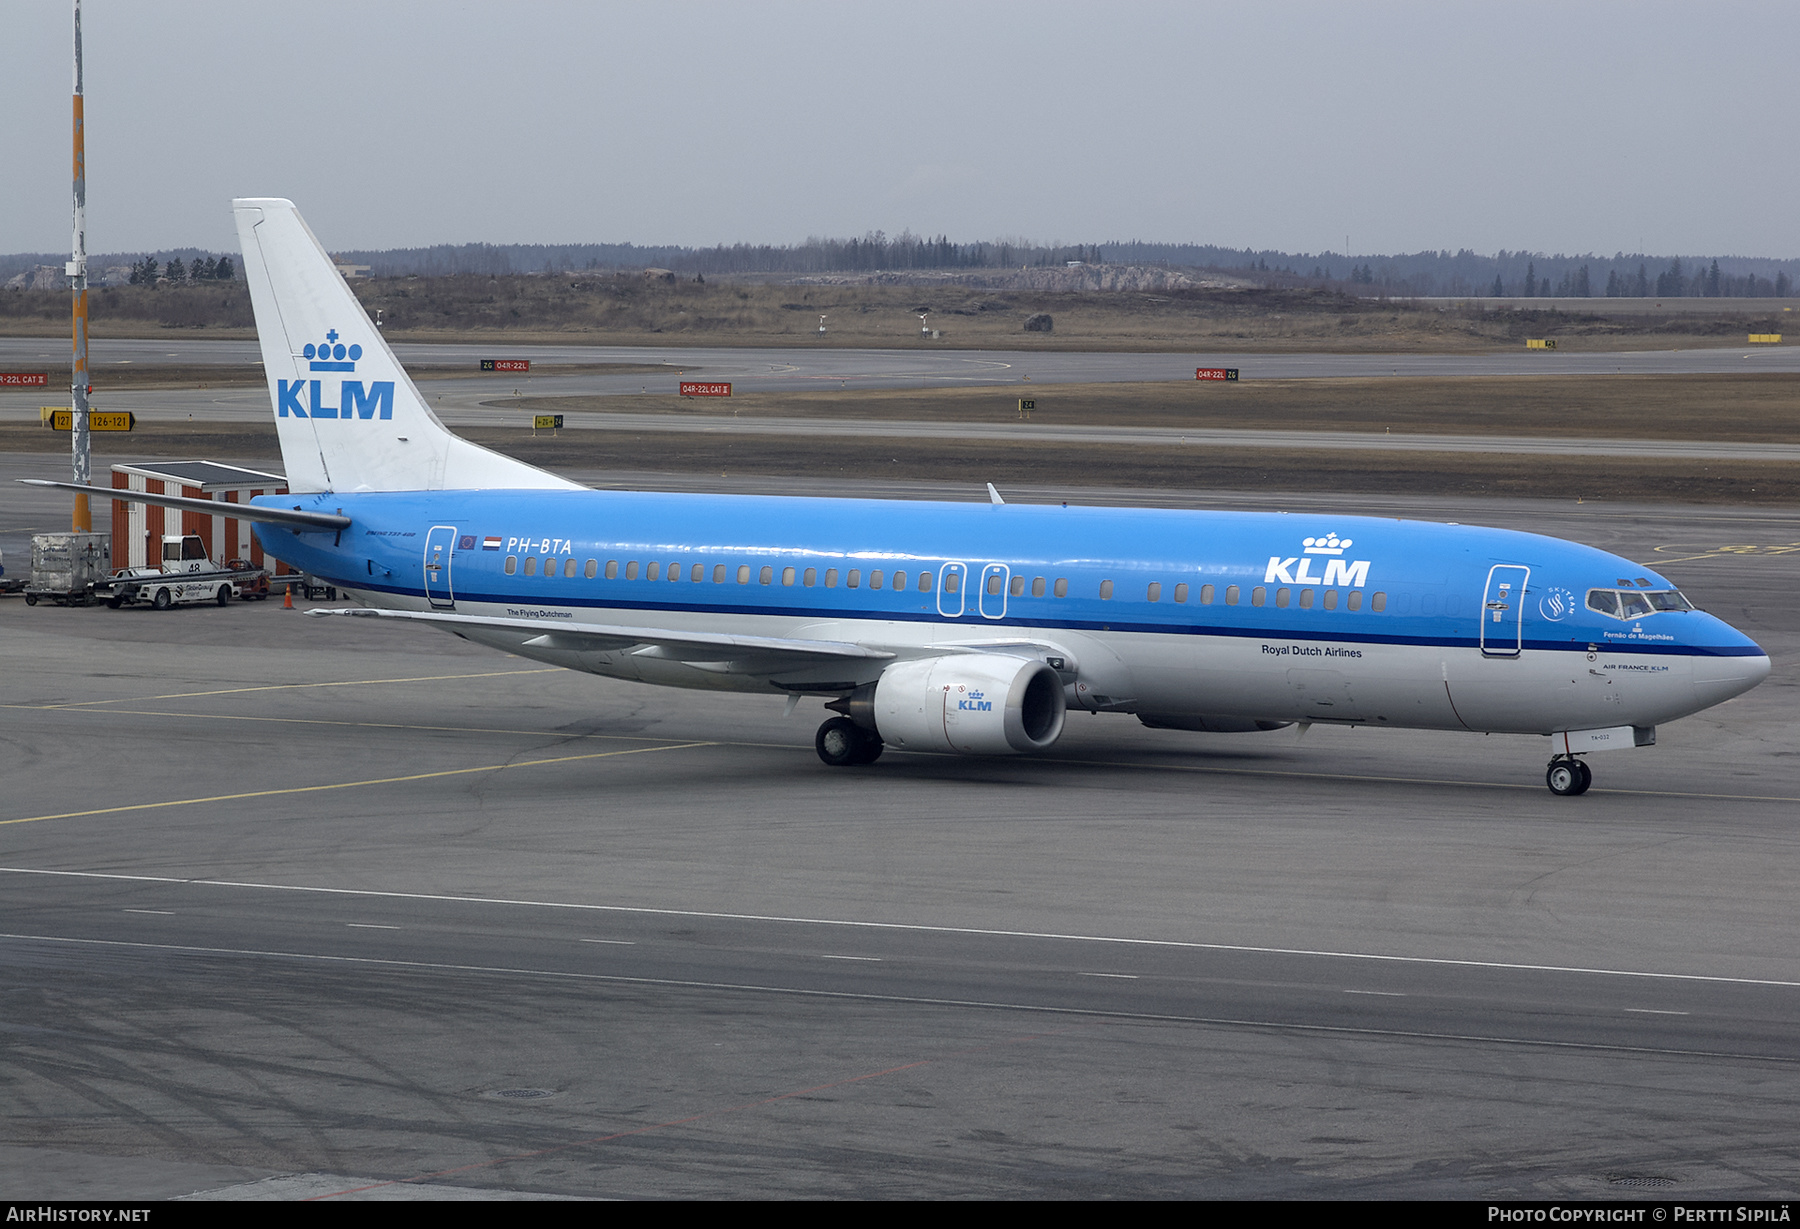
[{"x1": 482, "y1": 536, "x2": 502, "y2": 551}]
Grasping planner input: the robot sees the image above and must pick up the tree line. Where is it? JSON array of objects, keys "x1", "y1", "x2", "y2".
[{"x1": 128, "y1": 255, "x2": 234, "y2": 285}]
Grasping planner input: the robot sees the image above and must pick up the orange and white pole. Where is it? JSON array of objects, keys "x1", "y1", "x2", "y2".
[{"x1": 69, "y1": 0, "x2": 91, "y2": 532}]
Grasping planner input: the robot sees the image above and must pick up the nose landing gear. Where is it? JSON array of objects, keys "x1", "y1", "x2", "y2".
[
  {"x1": 816, "y1": 716, "x2": 884, "y2": 766},
  {"x1": 1546, "y1": 756, "x2": 1592, "y2": 796}
]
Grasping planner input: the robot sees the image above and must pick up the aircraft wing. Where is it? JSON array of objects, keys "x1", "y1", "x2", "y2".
[{"x1": 306, "y1": 607, "x2": 895, "y2": 673}]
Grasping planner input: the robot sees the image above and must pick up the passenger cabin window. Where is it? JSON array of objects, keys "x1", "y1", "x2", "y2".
[
  {"x1": 892, "y1": 571, "x2": 907, "y2": 590},
  {"x1": 1225, "y1": 585, "x2": 1239, "y2": 605},
  {"x1": 825, "y1": 569, "x2": 838, "y2": 588},
  {"x1": 523, "y1": 556, "x2": 538, "y2": 577},
  {"x1": 943, "y1": 572, "x2": 960, "y2": 593},
  {"x1": 759, "y1": 566, "x2": 773, "y2": 585},
  {"x1": 782, "y1": 566, "x2": 796, "y2": 586},
  {"x1": 584, "y1": 559, "x2": 598, "y2": 579},
  {"x1": 564, "y1": 558, "x2": 578, "y2": 578},
  {"x1": 1298, "y1": 588, "x2": 1313, "y2": 609},
  {"x1": 737, "y1": 565, "x2": 751, "y2": 584},
  {"x1": 605, "y1": 560, "x2": 619, "y2": 579},
  {"x1": 1251, "y1": 587, "x2": 1266, "y2": 607},
  {"x1": 691, "y1": 564, "x2": 704, "y2": 582},
  {"x1": 1146, "y1": 582, "x2": 1161, "y2": 602},
  {"x1": 1174, "y1": 583, "x2": 1188, "y2": 603},
  {"x1": 712, "y1": 564, "x2": 725, "y2": 583},
  {"x1": 1053, "y1": 578, "x2": 1068, "y2": 598},
  {"x1": 1275, "y1": 587, "x2": 1290, "y2": 608},
  {"x1": 847, "y1": 569, "x2": 861, "y2": 588},
  {"x1": 989, "y1": 572, "x2": 1005, "y2": 596},
  {"x1": 1199, "y1": 584, "x2": 1213, "y2": 605},
  {"x1": 647, "y1": 562, "x2": 660, "y2": 581},
  {"x1": 1371, "y1": 591, "x2": 1387, "y2": 612},
  {"x1": 1010, "y1": 575, "x2": 1025, "y2": 597},
  {"x1": 870, "y1": 571, "x2": 883, "y2": 590},
  {"x1": 1322, "y1": 589, "x2": 1337, "y2": 610},
  {"x1": 918, "y1": 572, "x2": 932, "y2": 592},
  {"x1": 625, "y1": 561, "x2": 639, "y2": 580},
  {"x1": 504, "y1": 555, "x2": 518, "y2": 575},
  {"x1": 1347, "y1": 590, "x2": 1362, "y2": 611},
  {"x1": 1032, "y1": 577, "x2": 1046, "y2": 597}
]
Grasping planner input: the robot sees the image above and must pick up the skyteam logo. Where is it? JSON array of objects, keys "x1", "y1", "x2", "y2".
[
  {"x1": 278, "y1": 327, "x2": 394, "y2": 420},
  {"x1": 1538, "y1": 586, "x2": 1576, "y2": 621},
  {"x1": 1266, "y1": 532, "x2": 1370, "y2": 587}
]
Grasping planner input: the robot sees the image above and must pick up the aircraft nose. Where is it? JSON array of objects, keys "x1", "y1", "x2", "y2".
[{"x1": 1692, "y1": 651, "x2": 1772, "y2": 707}]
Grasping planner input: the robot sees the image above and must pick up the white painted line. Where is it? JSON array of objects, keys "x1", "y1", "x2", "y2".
[
  {"x1": 1624, "y1": 1008, "x2": 1690, "y2": 1016},
  {"x1": 580, "y1": 939, "x2": 635, "y2": 946},
  {"x1": 1080, "y1": 973, "x2": 1139, "y2": 980},
  {"x1": 3, "y1": 930, "x2": 1787, "y2": 1066},
  {"x1": 1345, "y1": 990, "x2": 1406, "y2": 997},
  {"x1": 820, "y1": 955, "x2": 881, "y2": 962},
  {"x1": 7, "y1": 866, "x2": 1800, "y2": 992},
  {"x1": 123, "y1": 909, "x2": 173, "y2": 915},
  {"x1": 346, "y1": 923, "x2": 400, "y2": 930}
]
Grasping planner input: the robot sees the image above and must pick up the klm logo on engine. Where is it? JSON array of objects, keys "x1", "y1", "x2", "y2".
[
  {"x1": 957, "y1": 688, "x2": 994, "y2": 712},
  {"x1": 1265, "y1": 531, "x2": 1371, "y2": 587},
  {"x1": 275, "y1": 328, "x2": 394, "y2": 420}
]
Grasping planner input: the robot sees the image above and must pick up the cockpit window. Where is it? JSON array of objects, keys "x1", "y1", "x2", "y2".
[{"x1": 1586, "y1": 587, "x2": 1693, "y2": 620}]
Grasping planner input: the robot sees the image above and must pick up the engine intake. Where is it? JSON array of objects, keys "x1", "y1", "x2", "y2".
[{"x1": 870, "y1": 655, "x2": 1067, "y2": 755}]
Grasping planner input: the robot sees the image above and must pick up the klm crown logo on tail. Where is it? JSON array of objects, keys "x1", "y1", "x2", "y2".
[{"x1": 278, "y1": 328, "x2": 393, "y2": 420}]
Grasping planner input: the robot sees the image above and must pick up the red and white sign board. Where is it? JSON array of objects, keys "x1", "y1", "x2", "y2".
[
  {"x1": 1, "y1": 372, "x2": 49, "y2": 387},
  {"x1": 680, "y1": 382, "x2": 732, "y2": 397},
  {"x1": 1195, "y1": 367, "x2": 1239, "y2": 381}
]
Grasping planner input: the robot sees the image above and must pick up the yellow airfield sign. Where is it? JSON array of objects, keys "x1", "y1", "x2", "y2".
[{"x1": 47, "y1": 410, "x2": 134, "y2": 431}]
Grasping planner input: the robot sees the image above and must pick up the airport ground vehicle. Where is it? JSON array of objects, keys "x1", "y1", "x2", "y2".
[
  {"x1": 98, "y1": 534, "x2": 269, "y2": 609},
  {"x1": 22, "y1": 199, "x2": 1773, "y2": 794},
  {"x1": 22, "y1": 532, "x2": 110, "y2": 606}
]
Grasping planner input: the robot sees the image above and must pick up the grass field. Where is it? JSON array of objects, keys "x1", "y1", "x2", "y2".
[
  {"x1": 514, "y1": 373, "x2": 1800, "y2": 443},
  {"x1": 5, "y1": 277, "x2": 1796, "y2": 354}
]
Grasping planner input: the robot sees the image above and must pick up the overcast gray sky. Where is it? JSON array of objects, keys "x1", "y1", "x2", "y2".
[{"x1": 3, "y1": 1, "x2": 1795, "y2": 258}]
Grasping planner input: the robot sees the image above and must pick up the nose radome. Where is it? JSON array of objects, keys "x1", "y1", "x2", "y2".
[{"x1": 1693, "y1": 653, "x2": 1772, "y2": 707}]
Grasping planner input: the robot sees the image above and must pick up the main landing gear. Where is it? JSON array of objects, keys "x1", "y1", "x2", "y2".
[
  {"x1": 1545, "y1": 756, "x2": 1593, "y2": 797},
  {"x1": 816, "y1": 717, "x2": 884, "y2": 766}
]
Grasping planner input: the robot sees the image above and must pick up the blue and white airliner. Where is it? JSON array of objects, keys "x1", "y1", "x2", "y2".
[{"x1": 28, "y1": 199, "x2": 1771, "y2": 794}]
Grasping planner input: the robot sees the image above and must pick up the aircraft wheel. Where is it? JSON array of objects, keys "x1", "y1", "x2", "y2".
[
  {"x1": 1546, "y1": 759, "x2": 1588, "y2": 797},
  {"x1": 849, "y1": 728, "x2": 885, "y2": 764},
  {"x1": 216, "y1": 586, "x2": 231, "y2": 606},
  {"x1": 816, "y1": 717, "x2": 864, "y2": 767},
  {"x1": 153, "y1": 588, "x2": 173, "y2": 611}
]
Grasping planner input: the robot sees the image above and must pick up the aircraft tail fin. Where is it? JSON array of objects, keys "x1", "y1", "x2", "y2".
[{"x1": 231, "y1": 198, "x2": 579, "y2": 494}]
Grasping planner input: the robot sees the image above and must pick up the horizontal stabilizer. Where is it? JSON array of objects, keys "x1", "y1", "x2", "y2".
[
  {"x1": 18, "y1": 479, "x2": 351, "y2": 530},
  {"x1": 306, "y1": 607, "x2": 895, "y2": 668}
]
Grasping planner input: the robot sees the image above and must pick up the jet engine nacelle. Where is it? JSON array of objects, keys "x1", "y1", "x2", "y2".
[{"x1": 874, "y1": 654, "x2": 1067, "y2": 755}]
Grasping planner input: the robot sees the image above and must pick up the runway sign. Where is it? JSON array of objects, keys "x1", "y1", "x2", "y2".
[
  {"x1": 1749, "y1": 334, "x2": 1782, "y2": 344},
  {"x1": 1195, "y1": 368, "x2": 1239, "y2": 381},
  {"x1": 680, "y1": 382, "x2": 732, "y2": 397},
  {"x1": 481, "y1": 359, "x2": 531, "y2": 372},
  {"x1": 1, "y1": 372, "x2": 49, "y2": 387},
  {"x1": 47, "y1": 411, "x2": 134, "y2": 431},
  {"x1": 1526, "y1": 339, "x2": 1557, "y2": 350},
  {"x1": 532, "y1": 415, "x2": 564, "y2": 430}
]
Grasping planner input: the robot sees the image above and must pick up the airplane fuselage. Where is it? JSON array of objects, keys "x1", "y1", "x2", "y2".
[{"x1": 255, "y1": 487, "x2": 1769, "y2": 737}]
